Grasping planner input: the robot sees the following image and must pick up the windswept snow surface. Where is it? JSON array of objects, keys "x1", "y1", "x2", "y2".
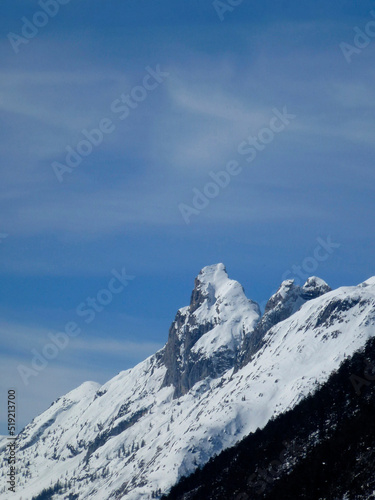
[{"x1": 1, "y1": 267, "x2": 375, "y2": 500}]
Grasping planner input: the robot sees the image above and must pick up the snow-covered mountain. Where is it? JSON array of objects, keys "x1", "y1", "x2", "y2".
[{"x1": 1, "y1": 264, "x2": 375, "y2": 500}]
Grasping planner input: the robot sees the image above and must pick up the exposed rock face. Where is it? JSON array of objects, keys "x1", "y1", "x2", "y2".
[
  {"x1": 301, "y1": 276, "x2": 332, "y2": 300},
  {"x1": 162, "y1": 263, "x2": 260, "y2": 397},
  {"x1": 162, "y1": 268, "x2": 332, "y2": 395},
  {"x1": 236, "y1": 276, "x2": 332, "y2": 369}
]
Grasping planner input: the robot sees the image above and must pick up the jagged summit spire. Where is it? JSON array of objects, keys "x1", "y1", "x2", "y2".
[
  {"x1": 163, "y1": 264, "x2": 260, "y2": 397},
  {"x1": 189, "y1": 263, "x2": 251, "y2": 316},
  {"x1": 190, "y1": 263, "x2": 228, "y2": 313},
  {"x1": 302, "y1": 276, "x2": 331, "y2": 299},
  {"x1": 237, "y1": 275, "x2": 332, "y2": 369},
  {"x1": 266, "y1": 276, "x2": 331, "y2": 313},
  {"x1": 303, "y1": 276, "x2": 330, "y2": 288}
]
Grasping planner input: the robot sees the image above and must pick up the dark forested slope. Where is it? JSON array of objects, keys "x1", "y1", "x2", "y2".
[{"x1": 164, "y1": 336, "x2": 375, "y2": 500}]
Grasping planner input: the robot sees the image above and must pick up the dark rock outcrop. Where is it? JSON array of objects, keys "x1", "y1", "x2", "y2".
[{"x1": 236, "y1": 277, "x2": 331, "y2": 369}]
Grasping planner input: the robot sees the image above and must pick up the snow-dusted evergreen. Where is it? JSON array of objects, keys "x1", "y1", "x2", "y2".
[{"x1": 1, "y1": 264, "x2": 375, "y2": 499}]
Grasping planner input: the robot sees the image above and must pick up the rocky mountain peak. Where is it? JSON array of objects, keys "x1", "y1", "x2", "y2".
[
  {"x1": 189, "y1": 263, "x2": 228, "y2": 313},
  {"x1": 264, "y1": 278, "x2": 299, "y2": 314},
  {"x1": 162, "y1": 264, "x2": 260, "y2": 397},
  {"x1": 301, "y1": 276, "x2": 331, "y2": 299},
  {"x1": 195, "y1": 262, "x2": 228, "y2": 286},
  {"x1": 237, "y1": 275, "x2": 332, "y2": 369},
  {"x1": 265, "y1": 276, "x2": 331, "y2": 314}
]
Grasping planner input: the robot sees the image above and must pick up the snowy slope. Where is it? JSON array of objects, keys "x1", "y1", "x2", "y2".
[{"x1": 1, "y1": 266, "x2": 375, "y2": 500}]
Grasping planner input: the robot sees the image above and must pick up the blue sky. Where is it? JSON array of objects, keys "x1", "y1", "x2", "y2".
[{"x1": 1, "y1": 0, "x2": 375, "y2": 432}]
